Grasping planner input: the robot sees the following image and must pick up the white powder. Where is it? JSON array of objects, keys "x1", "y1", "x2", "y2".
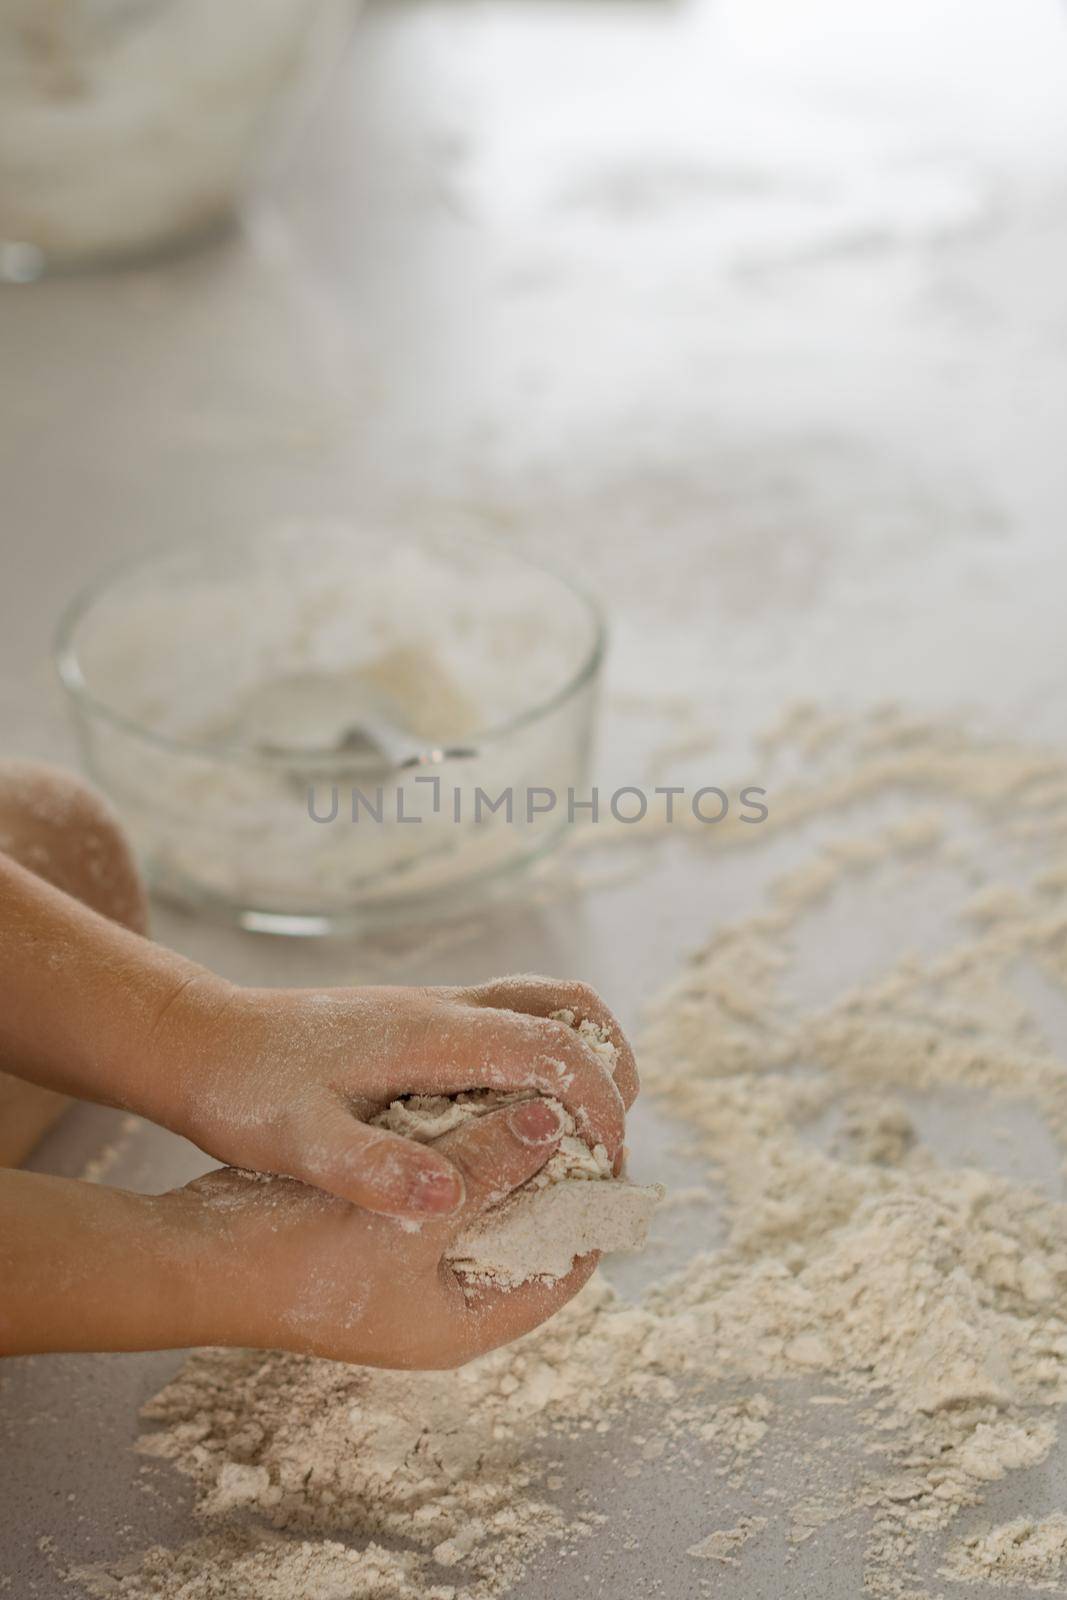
[
  {"x1": 686, "y1": 1515, "x2": 767, "y2": 1564},
  {"x1": 71, "y1": 707, "x2": 1067, "y2": 1600},
  {"x1": 943, "y1": 1513, "x2": 1067, "y2": 1588}
]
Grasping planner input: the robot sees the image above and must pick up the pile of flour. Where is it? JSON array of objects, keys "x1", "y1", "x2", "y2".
[
  {"x1": 944, "y1": 1513, "x2": 1067, "y2": 1588},
  {"x1": 374, "y1": 1013, "x2": 662, "y2": 1287},
  {"x1": 71, "y1": 707, "x2": 1067, "y2": 1600}
]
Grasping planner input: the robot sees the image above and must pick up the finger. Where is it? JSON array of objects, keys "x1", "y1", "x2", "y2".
[
  {"x1": 460, "y1": 974, "x2": 640, "y2": 1109},
  {"x1": 325, "y1": 991, "x2": 626, "y2": 1161},
  {"x1": 428, "y1": 1098, "x2": 567, "y2": 1235},
  {"x1": 454, "y1": 1008, "x2": 627, "y2": 1159},
  {"x1": 449, "y1": 1251, "x2": 600, "y2": 1362},
  {"x1": 294, "y1": 1106, "x2": 465, "y2": 1220}
]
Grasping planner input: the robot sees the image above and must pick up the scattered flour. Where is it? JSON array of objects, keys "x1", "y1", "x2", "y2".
[
  {"x1": 686, "y1": 1515, "x2": 767, "y2": 1563},
  {"x1": 71, "y1": 707, "x2": 1067, "y2": 1600},
  {"x1": 943, "y1": 1512, "x2": 1067, "y2": 1589}
]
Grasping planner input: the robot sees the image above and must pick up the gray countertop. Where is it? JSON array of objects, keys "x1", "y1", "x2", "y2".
[{"x1": 4, "y1": 0, "x2": 1067, "y2": 1594}]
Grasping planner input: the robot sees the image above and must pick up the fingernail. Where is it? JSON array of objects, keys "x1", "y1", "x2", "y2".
[
  {"x1": 408, "y1": 1161, "x2": 465, "y2": 1215},
  {"x1": 508, "y1": 1098, "x2": 565, "y2": 1146}
]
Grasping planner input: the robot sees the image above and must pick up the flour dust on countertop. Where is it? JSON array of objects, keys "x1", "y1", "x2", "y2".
[{"x1": 72, "y1": 706, "x2": 1067, "y2": 1600}]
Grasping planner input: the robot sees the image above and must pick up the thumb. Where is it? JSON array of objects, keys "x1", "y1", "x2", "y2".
[
  {"x1": 297, "y1": 1106, "x2": 466, "y2": 1220},
  {"x1": 429, "y1": 1097, "x2": 567, "y2": 1235}
]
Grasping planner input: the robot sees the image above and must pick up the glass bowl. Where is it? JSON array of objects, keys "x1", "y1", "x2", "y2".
[
  {"x1": 55, "y1": 524, "x2": 605, "y2": 933},
  {"x1": 0, "y1": 0, "x2": 352, "y2": 278}
]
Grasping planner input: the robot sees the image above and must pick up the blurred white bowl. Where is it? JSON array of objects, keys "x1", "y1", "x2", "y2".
[{"x1": 0, "y1": 0, "x2": 353, "y2": 276}]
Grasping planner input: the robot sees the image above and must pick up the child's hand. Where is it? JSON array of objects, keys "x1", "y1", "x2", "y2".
[
  {"x1": 179, "y1": 1094, "x2": 595, "y2": 1367},
  {"x1": 161, "y1": 974, "x2": 639, "y2": 1225},
  {"x1": 0, "y1": 853, "x2": 637, "y2": 1227},
  {"x1": 0, "y1": 1096, "x2": 592, "y2": 1361}
]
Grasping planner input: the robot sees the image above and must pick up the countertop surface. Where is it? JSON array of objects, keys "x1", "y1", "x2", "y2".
[{"x1": 4, "y1": 0, "x2": 1067, "y2": 1595}]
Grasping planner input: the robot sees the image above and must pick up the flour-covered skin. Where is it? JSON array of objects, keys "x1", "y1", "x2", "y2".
[
  {"x1": 0, "y1": 1098, "x2": 596, "y2": 1364},
  {"x1": 175, "y1": 1099, "x2": 598, "y2": 1369},
  {"x1": 156, "y1": 976, "x2": 637, "y2": 1221},
  {"x1": 0, "y1": 761, "x2": 636, "y2": 1364},
  {"x1": 0, "y1": 834, "x2": 636, "y2": 1220}
]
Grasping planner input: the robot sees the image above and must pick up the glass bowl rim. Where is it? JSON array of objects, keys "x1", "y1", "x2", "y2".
[{"x1": 53, "y1": 525, "x2": 608, "y2": 766}]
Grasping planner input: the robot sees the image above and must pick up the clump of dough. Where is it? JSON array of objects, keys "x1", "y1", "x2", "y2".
[{"x1": 373, "y1": 1011, "x2": 662, "y2": 1287}]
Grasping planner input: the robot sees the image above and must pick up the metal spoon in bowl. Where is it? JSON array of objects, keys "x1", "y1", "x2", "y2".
[{"x1": 235, "y1": 670, "x2": 478, "y2": 785}]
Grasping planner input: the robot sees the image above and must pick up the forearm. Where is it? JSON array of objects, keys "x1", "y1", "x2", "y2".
[
  {"x1": 0, "y1": 852, "x2": 227, "y2": 1126},
  {"x1": 0, "y1": 1169, "x2": 211, "y2": 1355}
]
